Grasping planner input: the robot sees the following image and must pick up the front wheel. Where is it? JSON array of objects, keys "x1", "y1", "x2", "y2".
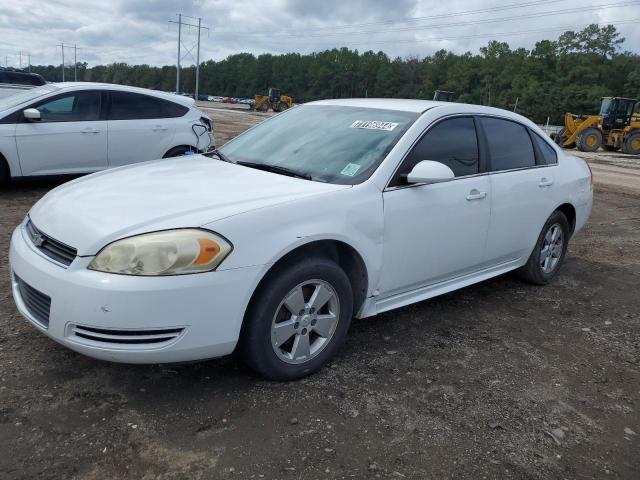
[
  {"x1": 239, "y1": 257, "x2": 353, "y2": 381},
  {"x1": 622, "y1": 132, "x2": 640, "y2": 155},
  {"x1": 517, "y1": 211, "x2": 570, "y2": 285}
]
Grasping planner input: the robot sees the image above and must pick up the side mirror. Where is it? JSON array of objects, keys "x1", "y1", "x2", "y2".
[
  {"x1": 406, "y1": 160, "x2": 455, "y2": 184},
  {"x1": 23, "y1": 108, "x2": 41, "y2": 122}
]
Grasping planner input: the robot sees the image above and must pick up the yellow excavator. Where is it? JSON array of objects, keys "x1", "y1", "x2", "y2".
[
  {"x1": 555, "y1": 96, "x2": 640, "y2": 155},
  {"x1": 252, "y1": 88, "x2": 293, "y2": 112}
]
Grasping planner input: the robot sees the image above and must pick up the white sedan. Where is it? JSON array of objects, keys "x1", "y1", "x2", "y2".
[
  {"x1": 0, "y1": 82, "x2": 212, "y2": 184},
  {"x1": 9, "y1": 99, "x2": 592, "y2": 380}
]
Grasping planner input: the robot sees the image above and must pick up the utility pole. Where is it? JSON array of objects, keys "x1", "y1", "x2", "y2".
[
  {"x1": 168, "y1": 14, "x2": 208, "y2": 98},
  {"x1": 176, "y1": 13, "x2": 181, "y2": 93},
  {"x1": 19, "y1": 51, "x2": 22, "y2": 69},
  {"x1": 195, "y1": 17, "x2": 201, "y2": 100},
  {"x1": 74, "y1": 44, "x2": 77, "y2": 81},
  {"x1": 61, "y1": 43, "x2": 65, "y2": 82}
]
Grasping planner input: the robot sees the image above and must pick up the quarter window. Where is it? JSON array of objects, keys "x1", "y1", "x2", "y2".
[
  {"x1": 481, "y1": 117, "x2": 535, "y2": 171},
  {"x1": 531, "y1": 132, "x2": 558, "y2": 165},
  {"x1": 394, "y1": 116, "x2": 479, "y2": 184},
  {"x1": 34, "y1": 92, "x2": 101, "y2": 122},
  {"x1": 109, "y1": 92, "x2": 166, "y2": 120}
]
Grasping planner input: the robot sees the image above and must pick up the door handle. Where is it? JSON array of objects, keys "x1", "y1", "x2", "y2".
[
  {"x1": 152, "y1": 125, "x2": 168, "y2": 131},
  {"x1": 466, "y1": 189, "x2": 487, "y2": 201},
  {"x1": 538, "y1": 178, "x2": 554, "y2": 187},
  {"x1": 81, "y1": 128, "x2": 99, "y2": 134}
]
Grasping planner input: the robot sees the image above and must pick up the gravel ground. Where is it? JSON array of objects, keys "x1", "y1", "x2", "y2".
[{"x1": 1, "y1": 110, "x2": 639, "y2": 479}]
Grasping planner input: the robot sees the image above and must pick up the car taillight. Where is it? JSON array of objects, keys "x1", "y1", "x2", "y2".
[{"x1": 200, "y1": 116, "x2": 212, "y2": 132}]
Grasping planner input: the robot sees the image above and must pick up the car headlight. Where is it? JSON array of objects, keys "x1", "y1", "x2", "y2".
[{"x1": 88, "y1": 229, "x2": 232, "y2": 276}]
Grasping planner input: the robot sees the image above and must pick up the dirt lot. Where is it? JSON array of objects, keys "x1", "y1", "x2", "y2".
[{"x1": 1, "y1": 108, "x2": 639, "y2": 479}]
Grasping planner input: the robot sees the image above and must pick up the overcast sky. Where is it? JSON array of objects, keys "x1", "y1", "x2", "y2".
[{"x1": 1, "y1": 0, "x2": 639, "y2": 68}]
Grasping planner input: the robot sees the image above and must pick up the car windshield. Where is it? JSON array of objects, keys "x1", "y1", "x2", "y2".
[
  {"x1": 219, "y1": 105, "x2": 419, "y2": 184},
  {"x1": 0, "y1": 84, "x2": 59, "y2": 112}
]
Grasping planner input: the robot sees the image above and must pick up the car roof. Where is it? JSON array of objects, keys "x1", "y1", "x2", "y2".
[
  {"x1": 48, "y1": 82, "x2": 195, "y2": 107},
  {"x1": 307, "y1": 98, "x2": 445, "y2": 113},
  {"x1": 306, "y1": 98, "x2": 537, "y2": 121}
]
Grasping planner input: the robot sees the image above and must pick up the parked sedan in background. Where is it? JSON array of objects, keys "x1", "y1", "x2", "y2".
[
  {"x1": 0, "y1": 82, "x2": 213, "y2": 184},
  {"x1": 9, "y1": 99, "x2": 592, "y2": 380}
]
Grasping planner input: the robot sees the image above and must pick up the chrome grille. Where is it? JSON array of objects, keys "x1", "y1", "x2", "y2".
[
  {"x1": 70, "y1": 325, "x2": 184, "y2": 345},
  {"x1": 25, "y1": 219, "x2": 77, "y2": 266},
  {"x1": 15, "y1": 275, "x2": 51, "y2": 328}
]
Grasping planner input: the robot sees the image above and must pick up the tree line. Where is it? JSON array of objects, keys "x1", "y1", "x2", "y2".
[{"x1": 30, "y1": 25, "x2": 640, "y2": 124}]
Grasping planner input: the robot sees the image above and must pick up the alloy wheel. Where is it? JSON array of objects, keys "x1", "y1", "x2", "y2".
[
  {"x1": 271, "y1": 280, "x2": 340, "y2": 365},
  {"x1": 540, "y1": 223, "x2": 564, "y2": 274}
]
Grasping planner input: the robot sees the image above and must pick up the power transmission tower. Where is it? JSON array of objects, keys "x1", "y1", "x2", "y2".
[
  {"x1": 58, "y1": 43, "x2": 80, "y2": 82},
  {"x1": 168, "y1": 14, "x2": 208, "y2": 98}
]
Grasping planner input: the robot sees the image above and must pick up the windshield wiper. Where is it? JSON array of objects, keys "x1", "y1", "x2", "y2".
[
  {"x1": 236, "y1": 161, "x2": 313, "y2": 180},
  {"x1": 204, "y1": 148, "x2": 235, "y2": 164}
]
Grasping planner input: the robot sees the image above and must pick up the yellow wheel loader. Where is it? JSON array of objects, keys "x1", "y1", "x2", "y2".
[
  {"x1": 252, "y1": 88, "x2": 293, "y2": 113},
  {"x1": 555, "y1": 97, "x2": 640, "y2": 155}
]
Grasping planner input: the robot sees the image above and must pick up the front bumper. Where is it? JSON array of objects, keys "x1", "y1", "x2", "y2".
[{"x1": 9, "y1": 225, "x2": 262, "y2": 363}]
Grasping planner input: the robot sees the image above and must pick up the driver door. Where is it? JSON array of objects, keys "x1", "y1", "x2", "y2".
[
  {"x1": 379, "y1": 116, "x2": 491, "y2": 296},
  {"x1": 15, "y1": 90, "x2": 108, "y2": 176}
]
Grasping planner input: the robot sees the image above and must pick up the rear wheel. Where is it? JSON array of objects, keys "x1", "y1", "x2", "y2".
[
  {"x1": 0, "y1": 158, "x2": 8, "y2": 186},
  {"x1": 622, "y1": 132, "x2": 640, "y2": 155},
  {"x1": 163, "y1": 146, "x2": 192, "y2": 158},
  {"x1": 257, "y1": 101, "x2": 270, "y2": 112},
  {"x1": 576, "y1": 127, "x2": 602, "y2": 152},
  {"x1": 239, "y1": 257, "x2": 353, "y2": 381},
  {"x1": 517, "y1": 211, "x2": 570, "y2": 285}
]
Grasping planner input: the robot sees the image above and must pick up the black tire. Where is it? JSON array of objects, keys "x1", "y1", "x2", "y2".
[
  {"x1": 276, "y1": 102, "x2": 289, "y2": 112},
  {"x1": 163, "y1": 146, "x2": 192, "y2": 158},
  {"x1": 257, "y1": 101, "x2": 270, "y2": 112},
  {"x1": 622, "y1": 132, "x2": 640, "y2": 155},
  {"x1": 602, "y1": 144, "x2": 619, "y2": 152},
  {"x1": 0, "y1": 158, "x2": 8, "y2": 186},
  {"x1": 517, "y1": 211, "x2": 570, "y2": 285},
  {"x1": 576, "y1": 127, "x2": 602, "y2": 152},
  {"x1": 555, "y1": 128, "x2": 575, "y2": 149},
  {"x1": 239, "y1": 257, "x2": 353, "y2": 381}
]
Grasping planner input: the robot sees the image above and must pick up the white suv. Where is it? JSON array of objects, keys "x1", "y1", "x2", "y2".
[{"x1": 0, "y1": 82, "x2": 212, "y2": 184}]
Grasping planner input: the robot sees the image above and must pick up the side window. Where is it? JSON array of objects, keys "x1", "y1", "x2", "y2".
[
  {"x1": 163, "y1": 100, "x2": 189, "y2": 118},
  {"x1": 394, "y1": 116, "x2": 478, "y2": 185},
  {"x1": 531, "y1": 132, "x2": 558, "y2": 165},
  {"x1": 481, "y1": 117, "x2": 535, "y2": 171},
  {"x1": 34, "y1": 92, "x2": 101, "y2": 122},
  {"x1": 109, "y1": 92, "x2": 165, "y2": 120}
]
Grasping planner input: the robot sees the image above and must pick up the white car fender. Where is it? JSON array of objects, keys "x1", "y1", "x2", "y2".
[
  {"x1": 205, "y1": 182, "x2": 385, "y2": 300},
  {"x1": 0, "y1": 123, "x2": 21, "y2": 176}
]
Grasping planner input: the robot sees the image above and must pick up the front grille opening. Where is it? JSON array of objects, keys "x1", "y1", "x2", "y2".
[
  {"x1": 70, "y1": 325, "x2": 184, "y2": 346},
  {"x1": 15, "y1": 275, "x2": 51, "y2": 328},
  {"x1": 25, "y1": 219, "x2": 77, "y2": 267}
]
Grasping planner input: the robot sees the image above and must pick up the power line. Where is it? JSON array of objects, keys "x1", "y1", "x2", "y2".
[
  {"x1": 237, "y1": 1, "x2": 640, "y2": 39},
  {"x1": 216, "y1": 0, "x2": 569, "y2": 35},
  {"x1": 266, "y1": 18, "x2": 640, "y2": 47}
]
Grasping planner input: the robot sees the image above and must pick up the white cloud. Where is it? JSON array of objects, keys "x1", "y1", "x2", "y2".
[{"x1": 1, "y1": 0, "x2": 638, "y2": 68}]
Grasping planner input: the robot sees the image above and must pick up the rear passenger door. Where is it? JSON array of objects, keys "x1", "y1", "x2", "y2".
[
  {"x1": 480, "y1": 116, "x2": 559, "y2": 264},
  {"x1": 106, "y1": 91, "x2": 177, "y2": 167},
  {"x1": 380, "y1": 116, "x2": 491, "y2": 296}
]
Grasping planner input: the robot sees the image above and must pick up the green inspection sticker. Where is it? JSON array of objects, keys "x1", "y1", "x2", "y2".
[{"x1": 340, "y1": 163, "x2": 361, "y2": 176}]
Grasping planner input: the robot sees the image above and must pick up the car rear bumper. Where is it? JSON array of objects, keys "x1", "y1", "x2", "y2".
[{"x1": 9, "y1": 225, "x2": 261, "y2": 364}]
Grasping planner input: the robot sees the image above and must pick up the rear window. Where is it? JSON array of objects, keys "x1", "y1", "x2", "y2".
[{"x1": 481, "y1": 117, "x2": 535, "y2": 171}]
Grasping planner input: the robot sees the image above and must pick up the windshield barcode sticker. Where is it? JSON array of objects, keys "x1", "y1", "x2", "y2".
[
  {"x1": 340, "y1": 163, "x2": 361, "y2": 176},
  {"x1": 350, "y1": 120, "x2": 399, "y2": 131}
]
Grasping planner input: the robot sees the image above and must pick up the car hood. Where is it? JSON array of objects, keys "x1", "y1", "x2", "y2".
[{"x1": 29, "y1": 155, "x2": 349, "y2": 256}]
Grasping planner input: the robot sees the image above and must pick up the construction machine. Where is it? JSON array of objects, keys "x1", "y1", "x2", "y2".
[
  {"x1": 433, "y1": 90, "x2": 456, "y2": 102},
  {"x1": 555, "y1": 97, "x2": 640, "y2": 155},
  {"x1": 252, "y1": 88, "x2": 293, "y2": 112}
]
